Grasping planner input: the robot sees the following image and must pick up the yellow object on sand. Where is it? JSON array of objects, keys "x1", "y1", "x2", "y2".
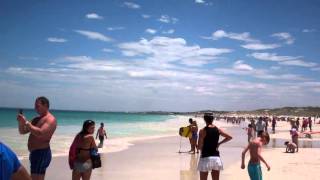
[{"x1": 179, "y1": 126, "x2": 192, "y2": 138}]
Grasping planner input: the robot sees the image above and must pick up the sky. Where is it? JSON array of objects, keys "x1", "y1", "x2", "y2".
[{"x1": 1, "y1": 0, "x2": 320, "y2": 112}]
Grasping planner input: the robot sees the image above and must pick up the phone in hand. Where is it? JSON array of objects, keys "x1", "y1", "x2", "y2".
[{"x1": 18, "y1": 109, "x2": 23, "y2": 115}]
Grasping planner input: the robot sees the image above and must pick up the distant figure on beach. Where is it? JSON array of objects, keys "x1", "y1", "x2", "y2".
[
  {"x1": 16, "y1": 96, "x2": 57, "y2": 180},
  {"x1": 72, "y1": 120, "x2": 97, "y2": 180},
  {"x1": 188, "y1": 118, "x2": 193, "y2": 152},
  {"x1": 296, "y1": 118, "x2": 300, "y2": 131},
  {"x1": 284, "y1": 141, "x2": 297, "y2": 153},
  {"x1": 96, "y1": 123, "x2": 107, "y2": 148},
  {"x1": 290, "y1": 126, "x2": 299, "y2": 152},
  {"x1": 302, "y1": 118, "x2": 308, "y2": 132},
  {"x1": 255, "y1": 117, "x2": 266, "y2": 137},
  {"x1": 241, "y1": 132, "x2": 271, "y2": 180},
  {"x1": 250, "y1": 119, "x2": 256, "y2": 138},
  {"x1": 197, "y1": 113, "x2": 232, "y2": 180},
  {"x1": 0, "y1": 142, "x2": 32, "y2": 180},
  {"x1": 308, "y1": 117, "x2": 312, "y2": 131},
  {"x1": 271, "y1": 117, "x2": 276, "y2": 134},
  {"x1": 190, "y1": 120, "x2": 199, "y2": 154},
  {"x1": 246, "y1": 124, "x2": 254, "y2": 143}
]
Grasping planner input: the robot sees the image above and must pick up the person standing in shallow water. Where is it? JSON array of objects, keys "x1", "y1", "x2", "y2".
[
  {"x1": 197, "y1": 113, "x2": 232, "y2": 180},
  {"x1": 17, "y1": 96, "x2": 57, "y2": 180},
  {"x1": 96, "y1": 123, "x2": 107, "y2": 148}
]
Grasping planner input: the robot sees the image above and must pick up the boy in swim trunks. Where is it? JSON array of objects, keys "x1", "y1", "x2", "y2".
[{"x1": 241, "y1": 132, "x2": 270, "y2": 180}]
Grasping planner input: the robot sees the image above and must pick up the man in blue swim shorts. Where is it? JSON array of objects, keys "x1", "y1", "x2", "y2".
[
  {"x1": 17, "y1": 97, "x2": 57, "y2": 180},
  {"x1": 0, "y1": 142, "x2": 31, "y2": 180}
]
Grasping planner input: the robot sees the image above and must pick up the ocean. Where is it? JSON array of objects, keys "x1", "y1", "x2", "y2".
[{"x1": 0, "y1": 108, "x2": 185, "y2": 159}]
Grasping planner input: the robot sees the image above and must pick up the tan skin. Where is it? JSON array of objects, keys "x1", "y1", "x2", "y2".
[
  {"x1": 11, "y1": 166, "x2": 32, "y2": 180},
  {"x1": 241, "y1": 137, "x2": 271, "y2": 171},
  {"x1": 16, "y1": 100, "x2": 57, "y2": 180},
  {"x1": 198, "y1": 123, "x2": 232, "y2": 180},
  {"x1": 72, "y1": 125, "x2": 97, "y2": 180}
]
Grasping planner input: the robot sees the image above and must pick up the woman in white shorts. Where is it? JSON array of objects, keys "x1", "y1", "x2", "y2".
[{"x1": 197, "y1": 113, "x2": 232, "y2": 180}]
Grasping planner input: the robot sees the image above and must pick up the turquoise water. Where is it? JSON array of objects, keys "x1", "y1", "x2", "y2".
[{"x1": 0, "y1": 108, "x2": 179, "y2": 158}]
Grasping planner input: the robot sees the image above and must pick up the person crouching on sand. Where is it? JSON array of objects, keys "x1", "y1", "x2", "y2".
[
  {"x1": 72, "y1": 120, "x2": 97, "y2": 180},
  {"x1": 284, "y1": 141, "x2": 297, "y2": 153},
  {"x1": 197, "y1": 113, "x2": 232, "y2": 180},
  {"x1": 241, "y1": 132, "x2": 270, "y2": 180}
]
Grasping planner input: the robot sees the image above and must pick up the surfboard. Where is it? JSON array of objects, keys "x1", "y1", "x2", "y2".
[{"x1": 179, "y1": 126, "x2": 192, "y2": 138}]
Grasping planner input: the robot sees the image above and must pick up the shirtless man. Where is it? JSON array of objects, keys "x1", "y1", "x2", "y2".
[
  {"x1": 17, "y1": 96, "x2": 57, "y2": 180},
  {"x1": 241, "y1": 132, "x2": 270, "y2": 180},
  {"x1": 96, "y1": 122, "x2": 107, "y2": 148}
]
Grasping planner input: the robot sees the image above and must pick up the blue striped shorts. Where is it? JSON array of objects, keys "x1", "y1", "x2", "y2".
[{"x1": 29, "y1": 147, "x2": 52, "y2": 174}]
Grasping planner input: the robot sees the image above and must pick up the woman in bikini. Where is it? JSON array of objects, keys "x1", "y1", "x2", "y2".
[{"x1": 72, "y1": 120, "x2": 97, "y2": 180}]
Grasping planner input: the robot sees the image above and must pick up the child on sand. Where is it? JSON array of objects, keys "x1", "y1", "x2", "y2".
[
  {"x1": 241, "y1": 132, "x2": 271, "y2": 180},
  {"x1": 284, "y1": 141, "x2": 297, "y2": 153},
  {"x1": 290, "y1": 126, "x2": 299, "y2": 152}
]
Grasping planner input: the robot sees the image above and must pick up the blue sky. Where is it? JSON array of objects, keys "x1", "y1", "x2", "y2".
[{"x1": 1, "y1": 0, "x2": 320, "y2": 111}]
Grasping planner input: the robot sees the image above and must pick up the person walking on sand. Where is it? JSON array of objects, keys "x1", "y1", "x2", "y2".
[
  {"x1": 17, "y1": 96, "x2": 57, "y2": 180},
  {"x1": 188, "y1": 118, "x2": 193, "y2": 152},
  {"x1": 190, "y1": 120, "x2": 199, "y2": 154},
  {"x1": 308, "y1": 117, "x2": 312, "y2": 132},
  {"x1": 0, "y1": 142, "x2": 32, "y2": 180},
  {"x1": 72, "y1": 120, "x2": 97, "y2": 180},
  {"x1": 197, "y1": 113, "x2": 232, "y2": 180},
  {"x1": 271, "y1": 117, "x2": 276, "y2": 134},
  {"x1": 96, "y1": 123, "x2": 107, "y2": 148},
  {"x1": 241, "y1": 132, "x2": 271, "y2": 180},
  {"x1": 255, "y1": 117, "x2": 266, "y2": 137}
]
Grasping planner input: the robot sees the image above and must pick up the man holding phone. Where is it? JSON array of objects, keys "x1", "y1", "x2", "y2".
[{"x1": 17, "y1": 96, "x2": 57, "y2": 180}]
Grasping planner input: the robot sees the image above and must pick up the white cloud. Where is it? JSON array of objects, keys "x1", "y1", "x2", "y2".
[
  {"x1": 118, "y1": 36, "x2": 232, "y2": 66},
  {"x1": 250, "y1": 52, "x2": 299, "y2": 62},
  {"x1": 102, "y1": 48, "x2": 114, "y2": 53},
  {"x1": 162, "y1": 29, "x2": 175, "y2": 34},
  {"x1": 195, "y1": 0, "x2": 205, "y2": 3},
  {"x1": 145, "y1": 28, "x2": 157, "y2": 34},
  {"x1": 233, "y1": 60, "x2": 254, "y2": 71},
  {"x1": 279, "y1": 60, "x2": 317, "y2": 67},
  {"x1": 158, "y1": 15, "x2": 179, "y2": 24},
  {"x1": 107, "y1": 27, "x2": 125, "y2": 31},
  {"x1": 271, "y1": 32, "x2": 294, "y2": 44},
  {"x1": 241, "y1": 43, "x2": 281, "y2": 50},
  {"x1": 47, "y1": 37, "x2": 67, "y2": 43},
  {"x1": 211, "y1": 30, "x2": 258, "y2": 43},
  {"x1": 142, "y1": 14, "x2": 151, "y2": 19},
  {"x1": 74, "y1": 30, "x2": 112, "y2": 42},
  {"x1": 85, "y1": 13, "x2": 103, "y2": 20},
  {"x1": 302, "y1": 29, "x2": 316, "y2": 33},
  {"x1": 250, "y1": 52, "x2": 317, "y2": 68},
  {"x1": 123, "y1": 2, "x2": 141, "y2": 9}
]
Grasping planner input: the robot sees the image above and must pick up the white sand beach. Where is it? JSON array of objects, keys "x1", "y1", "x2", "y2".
[{"x1": 20, "y1": 117, "x2": 320, "y2": 180}]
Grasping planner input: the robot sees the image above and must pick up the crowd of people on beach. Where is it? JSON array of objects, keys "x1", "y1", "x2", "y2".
[{"x1": 1, "y1": 96, "x2": 319, "y2": 180}]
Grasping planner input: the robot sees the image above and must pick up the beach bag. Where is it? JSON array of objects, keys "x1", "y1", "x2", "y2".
[
  {"x1": 90, "y1": 148, "x2": 101, "y2": 169},
  {"x1": 68, "y1": 135, "x2": 81, "y2": 169}
]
